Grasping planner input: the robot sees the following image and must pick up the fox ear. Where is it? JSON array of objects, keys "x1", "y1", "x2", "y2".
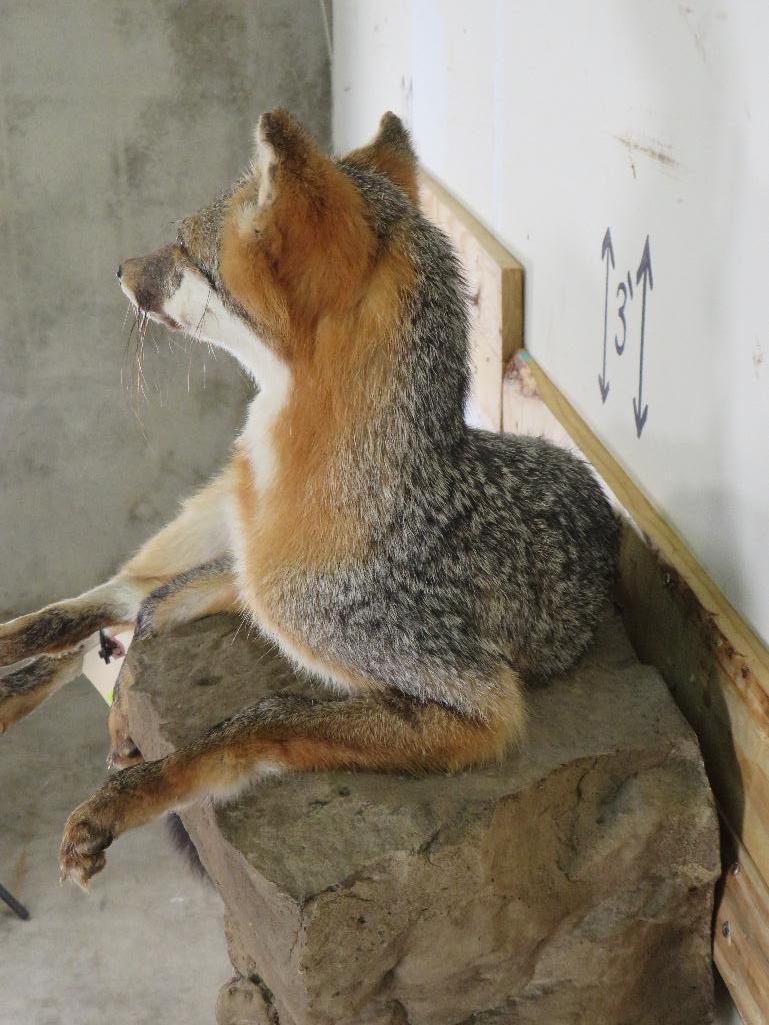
[
  {"x1": 344, "y1": 112, "x2": 418, "y2": 204},
  {"x1": 250, "y1": 108, "x2": 325, "y2": 206}
]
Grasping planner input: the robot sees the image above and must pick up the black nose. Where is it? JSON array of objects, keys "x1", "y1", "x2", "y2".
[{"x1": 116, "y1": 265, "x2": 123, "y2": 281}]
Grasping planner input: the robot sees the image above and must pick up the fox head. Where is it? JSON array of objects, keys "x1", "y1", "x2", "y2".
[{"x1": 118, "y1": 110, "x2": 468, "y2": 465}]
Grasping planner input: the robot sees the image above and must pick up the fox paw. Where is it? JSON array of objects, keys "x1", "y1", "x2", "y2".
[
  {"x1": 107, "y1": 694, "x2": 144, "y2": 770},
  {"x1": 0, "y1": 684, "x2": 35, "y2": 735},
  {"x1": 107, "y1": 738, "x2": 144, "y2": 770},
  {"x1": 59, "y1": 797, "x2": 117, "y2": 888}
]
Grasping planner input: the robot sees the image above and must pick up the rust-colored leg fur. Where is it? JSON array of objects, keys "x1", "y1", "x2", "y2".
[{"x1": 59, "y1": 688, "x2": 521, "y2": 886}]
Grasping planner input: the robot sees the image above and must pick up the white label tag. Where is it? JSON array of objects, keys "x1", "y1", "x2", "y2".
[{"x1": 82, "y1": 630, "x2": 133, "y2": 705}]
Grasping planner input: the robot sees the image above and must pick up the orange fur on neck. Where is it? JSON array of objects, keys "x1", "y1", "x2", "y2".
[{"x1": 225, "y1": 177, "x2": 415, "y2": 577}]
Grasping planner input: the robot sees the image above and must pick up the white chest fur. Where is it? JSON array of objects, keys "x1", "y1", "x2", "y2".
[
  {"x1": 163, "y1": 268, "x2": 293, "y2": 493},
  {"x1": 238, "y1": 370, "x2": 292, "y2": 494}
]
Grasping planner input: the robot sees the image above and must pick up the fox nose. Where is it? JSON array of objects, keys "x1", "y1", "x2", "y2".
[{"x1": 116, "y1": 265, "x2": 123, "y2": 281}]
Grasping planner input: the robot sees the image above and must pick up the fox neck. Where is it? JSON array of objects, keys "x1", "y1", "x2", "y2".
[
  {"x1": 186, "y1": 285, "x2": 463, "y2": 558},
  {"x1": 240, "y1": 359, "x2": 405, "y2": 512},
  {"x1": 236, "y1": 345, "x2": 444, "y2": 562}
]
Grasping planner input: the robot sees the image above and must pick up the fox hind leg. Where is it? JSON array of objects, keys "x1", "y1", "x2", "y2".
[{"x1": 60, "y1": 682, "x2": 524, "y2": 886}]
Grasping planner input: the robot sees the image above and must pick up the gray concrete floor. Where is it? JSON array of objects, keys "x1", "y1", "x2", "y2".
[{"x1": 0, "y1": 675, "x2": 231, "y2": 1025}]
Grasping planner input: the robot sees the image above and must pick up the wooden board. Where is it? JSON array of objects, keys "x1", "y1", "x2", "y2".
[
  {"x1": 616, "y1": 523, "x2": 769, "y2": 883},
  {"x1": 419, "y1": 170, "x2": 523, "y2": 431},
  {"x1": 716, "y1": 835, "x2": 769, "y2": 1025}
]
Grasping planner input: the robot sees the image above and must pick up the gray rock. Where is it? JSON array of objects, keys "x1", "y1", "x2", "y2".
[{"x1": 122, "y1": 613, "x2": 719, "y2": 1025}]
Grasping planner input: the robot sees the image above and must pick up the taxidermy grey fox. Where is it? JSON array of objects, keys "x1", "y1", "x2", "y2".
[{"x1": 0, "y1": 111, "x2": 618, "y2": 887}]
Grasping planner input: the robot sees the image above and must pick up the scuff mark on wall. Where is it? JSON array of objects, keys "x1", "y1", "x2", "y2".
[
  {"x1": 676, "y1": 3, "x2": 708, "y2": 63},
  {"x1": 401, "y1": 74, "x2": 414, "y2": 129},
  {"x1": 614, "y1": 134, "x2": 679, "y2": 176},
  {"x1": 753, "y1": 341, "x2": 764, "y2": 379},
  {"x1": 675, "y1": 3, "x2": 727, "y2": 64}
]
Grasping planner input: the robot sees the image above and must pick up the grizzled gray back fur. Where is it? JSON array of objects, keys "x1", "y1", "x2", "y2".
[{"x1": 267, "y1": 163, "x2": 620, "y2": 714}]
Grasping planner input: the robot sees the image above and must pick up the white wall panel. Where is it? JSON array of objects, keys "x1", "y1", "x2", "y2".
[{"x1": 333, "y1": 0, "x2": 769, "y2": 648}]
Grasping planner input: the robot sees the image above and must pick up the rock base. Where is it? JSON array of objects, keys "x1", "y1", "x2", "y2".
[{"x1": 121, "y1": 613, "x2": 719, "y2": 1025}]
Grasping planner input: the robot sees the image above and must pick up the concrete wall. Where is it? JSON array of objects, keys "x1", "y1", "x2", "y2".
[{"x1": 0, "y1": 0, "x2": 331, "y2": 618}]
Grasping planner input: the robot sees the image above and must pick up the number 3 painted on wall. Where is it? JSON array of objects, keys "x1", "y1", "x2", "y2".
[{"x1": 614, "y1": 282, "x2": 629, "y2": 354}]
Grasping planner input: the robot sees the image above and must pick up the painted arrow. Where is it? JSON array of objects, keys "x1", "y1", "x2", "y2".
[
  {"x1": 599, "y1": 227, "x2": 615, "y2": 403},
  {"x1": 633, "y1": 235, "x2": 653, "y2": 438}
]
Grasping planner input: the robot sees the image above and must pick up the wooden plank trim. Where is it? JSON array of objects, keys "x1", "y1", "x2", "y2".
[
  {"x1": 419, "y1": 169, "x2": 523, "y2": 430},
  {"x1": 716, "y1": 835, "x2": 769, "y2": 1025},
  {"x1": 420, "y1": 169, "x2": 523, "y2": 277}
]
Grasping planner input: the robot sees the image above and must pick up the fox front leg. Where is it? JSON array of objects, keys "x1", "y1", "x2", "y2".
[
  {"x1": 0, "y1": 549, "x2": 233, "y2": 669},
  {"x1": 0, "y1": 465, "x2": 239, "y2": 734},
  {"x1": 0, "y1": 580, "x2": 148, "y2": 735},
  {"x1": 0, "y1": 588, "x2": 135, "y2": 666},
  {"x1": 0, "y1": 648, "x2": 86, "y2": 733},
  {"x1": 0, "y1": 466, "x2": 237, "y2": 670}
]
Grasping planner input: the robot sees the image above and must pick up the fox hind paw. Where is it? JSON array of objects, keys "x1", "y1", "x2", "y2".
[
  {"x1": 107, "y1": 740, "x2": 143, "y2": 771},
  {"x1": 59, "y1": 803, "x2": 115, "y2": 888}
]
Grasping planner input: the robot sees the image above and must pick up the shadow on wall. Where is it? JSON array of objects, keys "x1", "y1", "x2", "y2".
[{"x1": 0, "y1": 0, "x2": 330, "y2": 618}]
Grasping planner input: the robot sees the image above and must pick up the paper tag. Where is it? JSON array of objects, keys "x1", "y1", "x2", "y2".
[{"x1": 82, "y1": 630, "x2": 133, "y2": 705}]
